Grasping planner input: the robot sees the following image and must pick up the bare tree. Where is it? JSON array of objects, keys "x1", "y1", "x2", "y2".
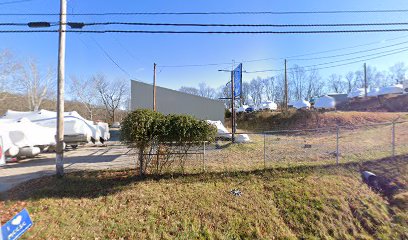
[
  {"x1": 289, "y1": 65, "x2": 307, "y2": 100},
  {"x1": 345, "y1": 71, "x2": 354, "y2": 93},
  {"x1": 216, "y1": 84, "x2": 231, "y2": 108},
  {"x1": 69, "y1": 75, "x2": 99, "y2": 120},
  {"x1": 241, "y1": 82, "x2": 250, "y2": 105},
  {"x1": 0, "y1": 49, "x2": 19, "y2": 101},
  {"x1": 249, "y1": 77, "x2": 264, "y2": 106},
  {"x1": 328, "y1": 74, "x2": 346, "y2": 93},
  {"x1": 94, "y1": 74, "x2": 127, "y2": 123},
  {"x1": 389, "y1": 62, "x2": 407, "y2": 84},
  {"x1": 15, "y1": 59, "x2": 55, "y2": 111},
  {"x1": 179, "y1": 86, "x2": 199, "y2": 96},
  {"x1": 198, "y1": 82, "x2": 217, "y2": 99},
  {"x1": 305, "y1": 68, "x2": 324, "y2": 99},
  {"x1": 262, "y1": 77, "x2": 275, "y2": 101},
  {"x1": 354, "y1": 70, "x2": 364, "y2": 88}
]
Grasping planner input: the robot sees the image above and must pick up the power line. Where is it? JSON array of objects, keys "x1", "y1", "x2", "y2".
[
  {"x1": 305, "y1": 48, "x2": 408, "y2": 72},
  {"x1": 2, "y1": 9, "x2": 408, "y2": 15},
  {"x1": 59, "y1": 28, "x2": 408, "y2": 34},
  {"x1": 160, "y1": 62, "x2": 232, "y2": 68},
  {"x1": 0, "y1": 0, "x2": 33, "y2": 5},
  {"x1": 159, "y1": 34, "x2": 408, "y2": 67},
  {"x1": 290, "y1": 39, "x2": 408, "y2": 61},
  {"x1": 7, "y1": 21, "x2": 408, "y2": 28},
  {"x1": 87, "y1": 36, "x2": 132, "y2": 78},
  {"x1": 82, "y1": 21, "x2": 408, "y2": 28},
  {"x1": 3, "y1": 28, "x2": 408, "y2": 34},
  {"x1": 246, "y1": 47, "x2": 408, "y2": 73}
]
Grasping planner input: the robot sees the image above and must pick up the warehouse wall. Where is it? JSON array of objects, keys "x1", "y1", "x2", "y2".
[{"x1": 131, "y1": 80, "x2": 225, "y2": 123}]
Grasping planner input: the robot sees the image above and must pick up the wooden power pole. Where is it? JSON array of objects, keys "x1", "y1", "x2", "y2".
[
  {"x1": 153, "y1": 63, "x2": 157, "y2": 111},
  {"x1": 56, "y1": 0, "x2": 67, "y2": 177},
  {"x1": 231, "y1": 70, "x2": 235, "y2": 143},
  {"x1": 364, "y1": 63, "x2": 367, "y2": 98},
  {"x1": 284, "y1": 59, "x2": 288, "y2": 110}
]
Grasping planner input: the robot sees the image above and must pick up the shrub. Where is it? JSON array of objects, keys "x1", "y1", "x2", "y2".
[
  {"x1": 225, "y1": 108, "x2": 232, "y2": 119},
  {"x1": 121, "y1": 109, "x2": 217, "y2": 175}
]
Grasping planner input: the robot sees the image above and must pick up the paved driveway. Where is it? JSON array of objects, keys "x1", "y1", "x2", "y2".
[{"x1": 0, "y1": 142, "x2": 136, "y2": 193}]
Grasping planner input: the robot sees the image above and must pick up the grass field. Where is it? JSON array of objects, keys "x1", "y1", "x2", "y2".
[
  {"x1": 1, "y1": 156, "x2": 407, "y2": 239},
  {"x1": 156, "y1": 121, "x2": 408, "y2": 174},
  {"x1": 1, "y1": 114, "x2": 407, "y2": 239}
]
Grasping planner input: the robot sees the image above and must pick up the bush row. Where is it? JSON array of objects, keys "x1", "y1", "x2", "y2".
[{"x1": 120, "y1": 109, "x2": 217, "y2": 149}]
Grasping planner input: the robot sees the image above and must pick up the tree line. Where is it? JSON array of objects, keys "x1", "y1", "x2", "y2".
[
  {"x1": 0, "y1": 49, "x2": 128, "y2": 123},
  {"x1": 179, "y1": 62, "x2": 407, "y2": 106}
]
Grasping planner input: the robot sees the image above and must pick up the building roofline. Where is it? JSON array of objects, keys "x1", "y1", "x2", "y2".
[{"x1": 131, "y1": 79, "x2": 225, "y2": 104}]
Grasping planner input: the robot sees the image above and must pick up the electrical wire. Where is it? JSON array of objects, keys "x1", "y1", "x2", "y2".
[
  {"x1": 290, "y1": 39, "x2": 408, "y2": 61},
  {"x1": 88, "y1": 36, "x2": 132, "y2": 78},
  {"x1": 4, "y1": 28, "x2": 408, "y2": 34},
  {"x1": 64, "y1": 28, "x2": 408, "y2": 34},
  {"x1": 2, "y1": 9, "x2": 408, "y2": 15},
  {"x1": 159, "y1": 34, "x2": 408, "y2": 68},
  {"x1": 0, "y1": 0, "x2": 33, "y2": 5},
  {"x1": 82, "y1": 21, "x2": 408, "y2": 28},
  {"x1": 246, "y1": 47, "x2": 408, "y2": 73}
]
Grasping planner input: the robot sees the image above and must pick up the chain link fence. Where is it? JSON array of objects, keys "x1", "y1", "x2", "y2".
[
  {"x1": 264, "y1": 121, "x2": 407, "y2": 168},
  {"x1": 135, "y1": 121, "x2": 408, "y2": 175}
]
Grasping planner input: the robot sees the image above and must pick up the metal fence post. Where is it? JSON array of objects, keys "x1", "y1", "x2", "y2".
[
  {"x1": 336, "y1": 126, "x2": 340, "y2": 165},
  {"x1": 202, "y1": 141, "x2": 206, "y2": 172},
  {"x1": 392, "y1": 121, "x2": 396, "y2": 157},
  {"x1": 263, "y1": 133, "x2": 266, "y2": 169}
]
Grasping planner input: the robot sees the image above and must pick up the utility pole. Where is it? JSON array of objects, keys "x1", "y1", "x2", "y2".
[
  {"x1": 56, "y1": 0, "x2": 67, "y2": 177},
  {"x1": 284, "y1": 59, "x2": 288, "y2": 110},
  {"x1": 364, "y1": 63, "x2": 368, "y2": 98},
  {"x1": 231, "y1": 70, "x2": 235, "y2": 143},
  {"x1": 153, "y1": 63, "x2": 157, "y2": 111}
]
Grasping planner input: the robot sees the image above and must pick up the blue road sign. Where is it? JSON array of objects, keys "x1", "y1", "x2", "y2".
[
  {"x1": 1, "y1": 209, "x2": 33, "y2": 240},
  {"x1": 233, "y1": 63, "x2": 242, "y2": 98}
]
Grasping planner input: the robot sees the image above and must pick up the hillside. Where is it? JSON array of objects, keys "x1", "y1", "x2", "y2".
[
  {"x1": 337, "y1": 94, "x2": 408, "y2": 112},
  {"x1": 0, "y1": 92, "x2": 127, "y2": 123},
  {"x1": 230, "y1": 110, "x2": 407, "y2": 132},
  {"x1": 1, "y1": 156, "x2": 407, "y2": 239}
]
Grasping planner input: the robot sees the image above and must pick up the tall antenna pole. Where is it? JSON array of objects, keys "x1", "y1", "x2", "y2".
[
  {"x1": 153, "y1": 63, "x2": 157, "y2": 111},
  {"x1": 56, "y1": 0, "x2": 67, "y2": 177},
  {"x1": 364, "y1": 63, "x2": 368, "y2": 98},
  {"x1": 284, "y1": 59, "x2": 288, "y2": 110},
  {"x1": 231, "y1": 69, "x2": 235, "y2": 143}
]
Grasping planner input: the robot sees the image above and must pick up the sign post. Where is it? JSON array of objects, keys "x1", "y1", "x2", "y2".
[
  {"x1": 1, "y1": 209, "x2": 33, "y2": 240},
  {"x1": 232, "y1": 63, "x2": 243, "y2": 142}
]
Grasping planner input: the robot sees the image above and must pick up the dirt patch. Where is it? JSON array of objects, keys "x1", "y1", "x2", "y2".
[
  {"x1": 337, "y1": 94, "x2": 408, "y2": 112},
  {"x1": 230, "y1": 110, "x2": 406, "y2": 132}
]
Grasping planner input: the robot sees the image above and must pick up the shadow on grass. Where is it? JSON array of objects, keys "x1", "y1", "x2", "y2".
[{"x1": 3, "y1": 154, "x2": 407, "y2": 201}]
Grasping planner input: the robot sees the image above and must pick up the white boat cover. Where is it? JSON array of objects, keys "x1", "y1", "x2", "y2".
[
  {"x1": 314, "y1": 95, "x2": 336, "y2": 109},
  {"x1": 206, "y1": 120, "x2": 251, "y2": 143},
  {"x1": 97, "y1": 122, "x2": 110, "y2": 141},
  {"x1": 206, "y1": 120, "x2": 231, "y2": 138},
  {"x1": 368, "y1": 88, "x2": 380, "y2": 97},
  {"x1": 293, "y1": 100, "x2": 311, "y2": 109},
  {"x1": 0, "y1": 118, "x2": 55, "y2": 155},
  {"x1": 235, "y1": 134, "x2": 251, "y2": 143},
  {"x1": 2, "y1": 110, "x2": 101, "y2": 143},
  {"x1": 237, "y1": 105, "x2": 249, "y2": 113},
  {"x1": 377, "y1": 84, "x2": 403, "y2": 96},
  {"x1": 261, "y1": 101, "x2": 278, "y2": 110},
  {"x1": 348, "y1": 88, "x2": 365, "y2": 98}
]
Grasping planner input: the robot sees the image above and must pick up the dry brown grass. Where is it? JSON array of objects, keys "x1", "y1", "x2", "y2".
[
  {"x1": 232, "y1": 110, "x2": 407, "y2": 132},
  {"x1": 1, "y1": 157, "x2": 406, "y2": 239}
]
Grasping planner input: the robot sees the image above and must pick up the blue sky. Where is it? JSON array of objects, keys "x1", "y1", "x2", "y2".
[{"x1": 1, "y1": 0, "x2": 408, "y2": 94}]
